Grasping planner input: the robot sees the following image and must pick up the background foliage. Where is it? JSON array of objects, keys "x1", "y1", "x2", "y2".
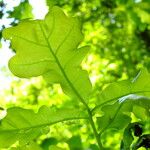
[{"x1": 0, "y1": 0, "x2": 150, "y2": 149}]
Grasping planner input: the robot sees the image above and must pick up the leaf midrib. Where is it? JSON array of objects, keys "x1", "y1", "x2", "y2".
[
  {"x1": 38, "y1": 22, "x2": 89, "y2": 108},
  {"x1": 1, "y1": 116, "x2": 88, "y2": 132}
]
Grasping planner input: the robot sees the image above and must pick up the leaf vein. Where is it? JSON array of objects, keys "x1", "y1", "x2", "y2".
[
  {"x1": 10, "y1": 34, "x2": 48, "y2": 47},
  {"x1": 55, "y1": 23, "x2": 75, "y2": 55},
  {"x1": 38, "y1": 22, "x2": 89, "y2": 108},
  {"x1": 0, "y1": 117, "x2": 87, "y2": 132},
  {"x1": 47, "y1": 11, "x2": 55, "y2": 39}
]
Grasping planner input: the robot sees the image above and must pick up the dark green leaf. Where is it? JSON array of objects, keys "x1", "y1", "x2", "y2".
[{"x1": 67, "y1": 135, "x2": 83, "y2": 150}]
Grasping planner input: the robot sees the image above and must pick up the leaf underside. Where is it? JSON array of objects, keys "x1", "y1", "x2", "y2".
[
  {"x1": 96, "y1": 69, "x2": 150, "y2": 135},
  {"x1": 0, "y1": 106, "x2": 88, "y2": 148},
  {"x1": 2, "y1": 5, "x2": 150, "y2": 150},
  {"x1": 3, "y1": 6, "x2": 92, "y2": 102},
  {"x1": 96, "y1": 68, "x2": 150, "y2": 107}
]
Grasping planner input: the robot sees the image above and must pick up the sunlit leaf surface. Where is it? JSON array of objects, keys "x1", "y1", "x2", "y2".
[
  {"x1": 0, "y1": 106, "x2": 87, "y2": 148},
  {"x1": 3, "y1": 6, "x2": 92, "y2": 102}
]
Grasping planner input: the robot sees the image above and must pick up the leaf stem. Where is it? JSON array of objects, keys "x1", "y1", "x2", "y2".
[{"x1": 87, "y1": 109, "x2": 104, "y2": 150}]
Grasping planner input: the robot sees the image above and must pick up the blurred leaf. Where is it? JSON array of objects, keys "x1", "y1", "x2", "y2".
[
  {"x1": 67, "y1": 135, "x2": 83, "y2": 150},
  {"x1": 9, "y1": 0, "x2": 33, "y2": 20},
  {"x1": 89, "y1": 144, "x2": 99, "y2": 150},
  {"x1": 120, "y1": 123, "x2": 135, "y2": 150},
  {"x1": 11, "y1": 141, "x2": 43, "y2": 150},
  {"x1": 0, "y1": 106, "x2": 88, "y2": 148},
  {"x1": 133, "y1": 105, "x2": 148, "y2": 122},
  {"x1": 41, "y1": 137, "x2": 58, "y2": 150},
  {"x1": 2, "y1": 6, "x2": 92, "y2": 103},
  {"x1": 49, "y1": 145, "x2": 64, "y2": 150},
  {"x1": 132, "y1": 134, "x2": 150, "y2": 150}
]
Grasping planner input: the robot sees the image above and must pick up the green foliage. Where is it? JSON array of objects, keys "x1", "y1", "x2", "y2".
[
  {"x1": 40, "y1": 137, "x2": 58, "y2": 150},
  {"x1": 0, "y1": 106, "x2": 87, "y2": 148},
  {"x1": 67, "y1": 135, "x2": 83, "y2": 150},
  {"x1": 120, "y1": 122, "x2": 144, "y2": 150},
  {"x1": 11, "y1": 141, "x2": 43, "y2": 150},
  {"x1": 3, "y1": 6, "x2": 92, "y2": 103},
  {"x1": 120, "y1": 123, "x2": 134, "y2": 150},
  {"x1": 95, "y1": 69, "x2": 150, "y2": 148},
  {"x1": 49, "y1": 145, "x2": 63, "y2": 150},
  {"x1": 45, "y1": 0, "x2": 150, "y2": 78},
  {"x1": 95, "y1": 69, "x2": 150, "y2": 107},
  {"x1": 0, "y1": 3, "x2": 150, "y2": 150},
  {"x1": 9, "y1": 0, "x2": 33, "y2": 20},
  {"x1": 132, "y1": 134, "x2": 150, "y2": 150}
]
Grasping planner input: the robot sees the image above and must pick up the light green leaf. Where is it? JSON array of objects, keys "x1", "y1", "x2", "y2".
[
  {"x1": 95, "y1": 68, "x2": 150, "y2": 109},
  {"x1": 11, "y1": 141, "x2": 43, "y2": 150},
  {"x1": 2, "y1": 6, "x2": 92, "y2": 102},
  {"x1": 0, "y1": 106, "x2": 88, "y2": 148},
  {"x1": 9, "y1": 0, "x2": 33, "y2": 20},
  {"x1": 49, "y1": 145, "x2": 64, "y2": 150}
]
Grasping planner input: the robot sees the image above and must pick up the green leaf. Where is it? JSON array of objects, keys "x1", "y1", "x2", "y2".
[
  {"x1": 9, "y1": 0, "x2": 33, "y2": 20},
  {"x1": 95, "y1": 68, "x2": 150, "y2": 109},
  {"x1": 49, "y1": 145, "x2": 64, "y2": 150},
  {"x1": 41, "y1": 137, "x2": 58, "y2": 150},
  {"x1": 89, "y1": 144, "x2": 99, "y2": 150},
  {"x1": 97, "y1": 96, "x2": 150, "y2": 137},
  {"x1": 2, "y1": 6, "x2": 92, "y2": 102},
  {"x1": 120, "y1": 124, "x2": 134, "y2": 150},
  {"x1": 11, "y1": 141, "x2": 43, "y2": 150},
  {"x1": 132, "y1": 105, "x2": 148, "y2": 122},
  {"x1": 96, "y1": 69, "x2": 150, "y2": 135},
  {"x1": 97, "y1": 102, "x2": 132, "y2": 134},
  {"x1": 0, "y1": 106, "x2": 88, "y2": 148},
  {"x1": 67, "y1": 135, "x2": 83, "y2": 150}
]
